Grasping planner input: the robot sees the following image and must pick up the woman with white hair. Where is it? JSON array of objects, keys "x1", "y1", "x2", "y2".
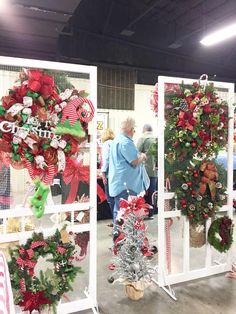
[
  {"x1": 108, "y1": 117, "x2": 150, "y2": 223},
  {"x1": 101, "y1": 128, "x2": 115, "y2": 222}
]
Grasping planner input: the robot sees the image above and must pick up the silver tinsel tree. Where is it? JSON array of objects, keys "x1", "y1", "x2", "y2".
[{"x1": 112, "y1": 212, "x2": 154, "y2": 283}]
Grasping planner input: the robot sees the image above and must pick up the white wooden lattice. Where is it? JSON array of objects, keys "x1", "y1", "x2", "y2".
[
  {"x1": 157, "y1": 76, "x2": 234, "y2": 288},
  {"x1": 0, "y1": 56, "x2": 98, "y2": 314}
]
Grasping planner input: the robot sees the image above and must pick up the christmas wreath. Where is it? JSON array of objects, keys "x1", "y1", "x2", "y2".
[
  {"x1": 8, "y1": 229, "x2": 82, "y2": 313},
  {"x1": 174, "y1": 159, "x2": 227, "y2": 224},
  {"x1": 0, "y1": 69, "x2": 94, "y2": 217},
  {"x1": 165, "y1": 81, "x2": 228, "y2": 163},
  {"x1": 207, "y1": 216, "x2": 234, "y2": 252}
]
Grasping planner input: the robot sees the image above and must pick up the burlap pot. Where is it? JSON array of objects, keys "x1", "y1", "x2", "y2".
[
  {"x1": 125, "y1": 284, "x2": 144, "y2": 300},
  {"x1": 0, "y1": 218, "x2": 35, "y2": 234},
  {"x1": 189, "y1": 223, "x2": 206, "y2": 248}
]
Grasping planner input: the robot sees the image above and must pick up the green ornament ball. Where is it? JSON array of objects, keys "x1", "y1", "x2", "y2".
[
  {"x1": 185, "y1": 142, "x2": 191, "y2": 148},
  {"x1": 192, "y1": 131, "x2": 198, "y2": 138}
]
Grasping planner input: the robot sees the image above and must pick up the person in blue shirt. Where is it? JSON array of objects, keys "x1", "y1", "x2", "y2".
[
  {"x1": 216, "y1": 148, "x2": 236, "y2": 170},
  {"x1": 137, "y1": 124, "x2": 157, "y2": 218},
  {"x1": 108, "y1": 117, "x2": 150, "y2": 223},
  {"x1": 101, "y1": 128, "x2": 115, "y2": 220}
]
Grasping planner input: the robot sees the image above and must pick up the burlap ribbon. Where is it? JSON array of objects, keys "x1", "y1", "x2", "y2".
[{"x1": 199, "y1": 161, "x2": 218, "y2": 199}]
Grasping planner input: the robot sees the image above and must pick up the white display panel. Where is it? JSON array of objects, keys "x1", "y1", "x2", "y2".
[
  {"x1": 157, "y1": 76, "x2": 234, "y2": 289},
  {"x1": 0, "y1": 56, "x2": 98, "y2": 313}
]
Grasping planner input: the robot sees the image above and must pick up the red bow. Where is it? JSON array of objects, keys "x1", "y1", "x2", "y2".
[
  {"x1": 63, "y1": 158, "x2": 89, "y2": 203},
  {"x1": 119, "y1": 196, "x2": 150, "y2": 218}
]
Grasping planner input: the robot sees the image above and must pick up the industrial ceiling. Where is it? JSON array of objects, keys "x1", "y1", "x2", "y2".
[{"x1": 1, "y1": 0, "x2": 236, "y2": 84}]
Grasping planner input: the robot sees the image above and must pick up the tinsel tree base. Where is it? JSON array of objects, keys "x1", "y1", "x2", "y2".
[{"x1": 125, "y1": 282, "x2": 144, "y2": 300}]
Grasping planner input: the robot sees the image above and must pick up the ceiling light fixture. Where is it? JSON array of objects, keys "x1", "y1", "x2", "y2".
[{"x1": 200, "y1": 22, "x2": 236, "y2": 46}]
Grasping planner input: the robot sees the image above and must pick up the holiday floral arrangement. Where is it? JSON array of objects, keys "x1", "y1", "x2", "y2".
[
  {"x1": 151, "y1": 77, "x2": 233, "y2": 251},
  {"x1": 8, "y1": 229, "x2": 82, "y2": 313},
  {"x1": 108, "y1": 196, "x2": 155, "y2": 300},
  {"x1": 0, "y1": 68, "x2": 94, "y2": 217},
  {"x1": 165, "y1": 81, "x2": 228, "y2": 163}
]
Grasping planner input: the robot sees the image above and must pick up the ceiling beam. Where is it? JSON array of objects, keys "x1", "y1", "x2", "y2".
[
  {"x1": 120, "y1": 0, "x2": 160, "y2": 31},
  {"x1": 60, "y1": 55, "x2": 236, "y2": 85},
  {"x1": 12, "y1": 2, "x2": 73, "y2": 17},
  {"x1": 102, "y1": 0, "x2": 114, "y2": 34},
  {"x1": 0, "y1": 29, "x2": 57, "y2": 40},
  {"x1": 4, "y1": 13, "x2": 68, "y2": 25},
  {"x1": 67, "y1": 27, "x2": 236, "y2": 75}
]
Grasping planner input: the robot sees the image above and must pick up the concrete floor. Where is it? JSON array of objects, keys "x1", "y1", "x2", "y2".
[
  {"x1": 78, "y1": 215, "x2": 236, "y2": 314},
  {"x1": 7, "y1": 193, "x2": 236, "y2": 314}
]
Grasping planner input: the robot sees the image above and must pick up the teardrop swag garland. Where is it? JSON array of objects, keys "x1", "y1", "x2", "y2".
[
  {"x1": 165, "y1": 81, "x2": 228, "y2": 163},
  {"x1": 152, "y1": 79, "x2": 233, "y2": 252}
]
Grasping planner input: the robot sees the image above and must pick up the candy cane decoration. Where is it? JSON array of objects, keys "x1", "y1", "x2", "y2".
[
  {"x1": 165, "y1": 178, "x2": 173, "y2": 274},
  {"x1": 42, "y1": 164, "x2": 56, "y2": 185},
  {"x1": 24, "y1": 160, "x2": 56, "y2": 185},
  {"x1": 24, "y1": 159, "x2": 37, "y2": 181},
  {"x1": 0, "y1": 251, "x2": 15, "y2": 314},
  {"x1": 199, "y1": 73, "x2": 208, "y2": 90}
]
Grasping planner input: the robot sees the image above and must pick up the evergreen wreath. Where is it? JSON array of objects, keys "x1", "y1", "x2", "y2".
[
  {"x1": 174, "y1": 159, "x2": 227, "y2": 224},
  {"x1": 8, "y1": 229, "x2": 82, "y2": 313},
  {"x1": 208, "y1": 216, "x2": 234, "y2": 252}
]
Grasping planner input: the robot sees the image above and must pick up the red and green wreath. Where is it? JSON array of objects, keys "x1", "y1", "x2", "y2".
[
  {"x1": 208, "y1": 216, "x2": 234, "y2": 252},
  {"x1": 0, "y1": 68, "x2": 94, "y2": 217},
  {"x1": 174, "y1": 159, "x2": 227, "y2": 224},
  {"x1": 8, "y1": 229, "x2": 82, "y2": 313},
  {"x1": 165, "y1": 81, "x2": 228, "y2": 163}
]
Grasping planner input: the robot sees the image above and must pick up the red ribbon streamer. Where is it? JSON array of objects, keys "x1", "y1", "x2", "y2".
[{"x1": 63, "y1": 157, "x2": 106, "y2": 204}]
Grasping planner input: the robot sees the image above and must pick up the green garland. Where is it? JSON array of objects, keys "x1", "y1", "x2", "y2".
[
  {"x1": 8, "y1": 229, "x2": 83, "y2": 313},
  {"x1": 162, "y1": 81, "x2": 229, "y2": 224},
  {"x1": 208, "y1": 216, "x2": 234, "y2": 252}
]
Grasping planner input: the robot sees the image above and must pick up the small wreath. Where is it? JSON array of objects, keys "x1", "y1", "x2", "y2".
[
  {"x1": 8, "y1": 229, "x2": 82, "y2": 313},
  {"x1": 208, "y1": 216, "x2": 234, "y2": 253}
]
